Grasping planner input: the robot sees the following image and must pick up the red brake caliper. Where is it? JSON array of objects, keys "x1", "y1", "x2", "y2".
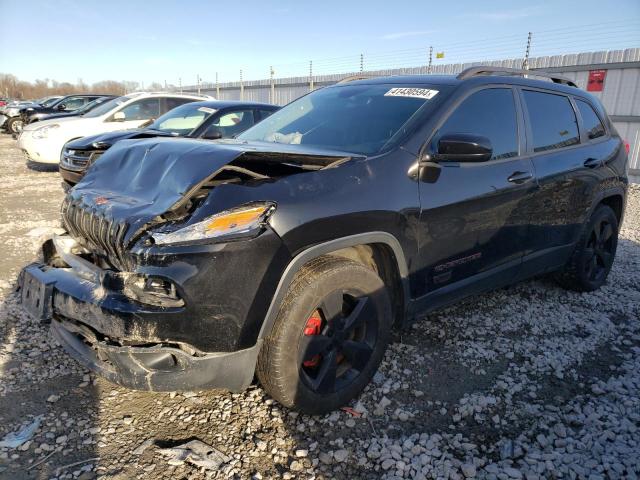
[{"x1": 302, "y1": 310, "x2": 323, "y2": 368}]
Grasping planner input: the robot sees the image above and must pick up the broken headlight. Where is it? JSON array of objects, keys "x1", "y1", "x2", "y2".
[
  {"x1": 151, "y1": 202, "x2": 276, "y2": 246},
  {"x1": 123, "y1": 275, "x2": 184, "y2": 307}
]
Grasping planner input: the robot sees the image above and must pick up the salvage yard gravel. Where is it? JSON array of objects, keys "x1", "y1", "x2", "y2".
[{"x1": 0, "y1": 134, "x2": 638, "y2": 479}]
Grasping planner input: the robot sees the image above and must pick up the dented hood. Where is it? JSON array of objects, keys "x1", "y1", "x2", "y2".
[
  {"x1": 67, "y1": 137, "x2": 359, "y2": 243},
  {"x1": 65, "y1": 128, "x2": 177, "y2": 150}
]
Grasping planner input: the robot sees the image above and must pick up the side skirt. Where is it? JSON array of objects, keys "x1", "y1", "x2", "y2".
[{"x1": 407, "y1": 243, "x2": 574, "y2": 323}]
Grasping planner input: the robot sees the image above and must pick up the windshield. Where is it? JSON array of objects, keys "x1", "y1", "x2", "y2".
[
  {"x1": 77, "y1": 97, "x2": 109, "y2": 114},
  {"x1": 41, "y1": 96, "x2": 61, "y2": 107},
  {"x1": 83, "y1": 96, "x2": 131, "y2": 118},
  {"x1": 238, "y1": 84, "x2": 447, "y2": 155},
  {"x1": 149, "y1": 103, "x2": 216, "y2": 135}
]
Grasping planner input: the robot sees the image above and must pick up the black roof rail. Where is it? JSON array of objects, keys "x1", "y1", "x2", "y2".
[{"x1": 457, "y1": 66, "x2": 577, "y2": 88}]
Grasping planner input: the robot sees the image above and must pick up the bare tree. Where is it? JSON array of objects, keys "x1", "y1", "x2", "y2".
[{"x1": 0, "y1": 74, "x2": 153, "y2": 99}]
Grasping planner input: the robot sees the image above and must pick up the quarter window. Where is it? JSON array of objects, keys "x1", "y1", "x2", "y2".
[
  {"x1": 576, "y1": 99, "x2": 606, "y2": 140},
  {"x1": 437, "y1": 88, "x2": 518, "y2": 160},
  {"x1": 522, "y1": 90, "x2": 579, "y2": 152}
]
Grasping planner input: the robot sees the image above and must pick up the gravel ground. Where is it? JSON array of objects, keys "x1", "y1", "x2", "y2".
[{"x1": 0, "y1": 133, "x2": 639, "y2": 480}]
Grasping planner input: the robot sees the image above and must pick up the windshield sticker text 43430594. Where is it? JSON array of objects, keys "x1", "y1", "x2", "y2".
[{"x1": 384, "y1": 88, "x2": 439, "y2": 100}]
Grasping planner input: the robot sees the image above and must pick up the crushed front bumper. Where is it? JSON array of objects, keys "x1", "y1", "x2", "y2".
[
  {"x1": 16, "y1": 232, "x2": 283, "y2": 392},
  {"x1": 51, "y1": 316, "x2": 259, "y2": 392},
  {"x1": 58, "y1": 164, "x2": 84, "y2": 187},
  {"x1": 19, "y1": 261, "x2": 259, "y2": 392}
]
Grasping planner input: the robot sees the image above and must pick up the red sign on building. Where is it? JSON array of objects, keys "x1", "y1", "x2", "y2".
[{"x1": 587, "y1": 70, "x2": 607, "y2": 92}]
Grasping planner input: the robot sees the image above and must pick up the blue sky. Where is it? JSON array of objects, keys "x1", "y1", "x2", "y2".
[{"x1": 0, "y1": 0, "x2": 638, "y2": 86}]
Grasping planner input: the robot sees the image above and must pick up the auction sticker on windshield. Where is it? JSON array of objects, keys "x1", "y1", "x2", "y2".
[
  {"x1": 384, "y1": 88, "x2": 439, "y2": 100},
  {"x1": 198, "y1": 107, "x2": 217, "y2": 114}
]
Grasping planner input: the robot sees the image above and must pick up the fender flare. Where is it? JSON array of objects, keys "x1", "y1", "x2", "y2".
[
  {"x1": 589, "y1": 185, "x2": 627, "y2": 222},
  {"x1": 256, "y1": 231, "x2": 410, "y2": 341}
]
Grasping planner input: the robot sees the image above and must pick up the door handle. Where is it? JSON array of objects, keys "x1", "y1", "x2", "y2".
[
  {"x1": 507, "y1": 171, "x2": 533, "y2": 184},
  {"x1": 583, "y1": 157, "x2": 602, "y2": 168}
]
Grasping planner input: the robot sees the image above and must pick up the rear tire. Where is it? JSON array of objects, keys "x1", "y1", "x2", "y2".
[
  {"x1": 6, "y1": 117, "x2": 23, "y2": 134},
  {"x1": 554, "y1": 204, "x2": 619, "y2": 292},
  {"x1": 256, "y1": 256, "x2": 392, "y2": 414}
]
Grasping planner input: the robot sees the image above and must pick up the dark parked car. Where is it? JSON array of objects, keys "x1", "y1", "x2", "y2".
[
  {"x1": 59, "y1": 100, "x2": 279, "y2": 189},
  {"x1": 1, "y1": 96, "x2": 63, "y2": 132},
  {"x1": 19, "y1": 94, "x2": 111, "y2": 128},
  {"x1": 19, "y1": 67, "x2": 628, "y2": 413},
  {"x1": 23, "y1": 95, "x2": 116, "y2": 125}
]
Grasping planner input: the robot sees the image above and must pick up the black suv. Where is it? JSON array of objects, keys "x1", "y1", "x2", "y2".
[
  {"x1": 59, "y1": 100, "x2": 279, "y2": 189},
  {"x1": 19, "y1": 67, "x2": 627, "y2": 414}
]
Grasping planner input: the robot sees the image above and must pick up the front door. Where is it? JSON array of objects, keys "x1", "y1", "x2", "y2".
[
  {"x1": 111, "y1": 98, "x2": 162, "y2": 130},
  {"x1": 416, "y1": 87, "x2": 536, "y2": 302}
]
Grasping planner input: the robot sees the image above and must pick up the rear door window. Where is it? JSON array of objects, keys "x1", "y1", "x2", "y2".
[
  {"x1": 436, "y1": 88, "x2": 519, "y2": 160},
  {"x1": 522, "y1": 90, "x2": 579, "y2": 152},
  {"x1": 575, "y1": 99, "x2": 606, "y2": 140}
]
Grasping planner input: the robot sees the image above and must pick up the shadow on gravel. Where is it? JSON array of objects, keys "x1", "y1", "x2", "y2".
[
  {"x1": 26, "y1": 161, "x2": 58, "y2": 173},
  {"x1": 0, "y1": 279, "x2": 100, "y2": 480}
]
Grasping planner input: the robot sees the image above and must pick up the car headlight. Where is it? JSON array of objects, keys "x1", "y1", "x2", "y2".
[
  {"x1": 151, "y1": 202, "x2": 275, "y2": 246},
  {"x1": 33, "y1": 124, "x2": 60, "y2": 139},
  {"x1": 6, "y1": 108, "x2": 18, "y2": 116}
]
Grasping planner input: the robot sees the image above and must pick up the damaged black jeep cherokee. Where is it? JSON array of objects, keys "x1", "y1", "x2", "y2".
[{"x1": 19, "y1": 67, "x2": 628, "y2": 414}]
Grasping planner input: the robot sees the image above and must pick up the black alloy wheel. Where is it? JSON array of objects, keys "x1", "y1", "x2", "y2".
[
  {"x1": 555, "y1": 204, "x2": 619, "y2": 292},
  {"x1": 583, "y1": 216, "x2": 615, "y2": 283},
  {"x1": 298, "y1": 289, "x2": 378, "y2": 395}
]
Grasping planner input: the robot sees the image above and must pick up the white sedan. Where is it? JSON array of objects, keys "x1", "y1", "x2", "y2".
[{"x1": 18, "y1": 92, "x2": 212, "y2": 164}]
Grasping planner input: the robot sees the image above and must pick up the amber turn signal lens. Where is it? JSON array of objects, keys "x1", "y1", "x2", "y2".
[{"x1": 205, "y1": 206, "x2": 269, "y2": 233}]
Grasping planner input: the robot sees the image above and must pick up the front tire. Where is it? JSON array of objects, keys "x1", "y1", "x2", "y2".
[
  {"x1": 554, "y1": 204, "x2": 619, "y2": 292},
  {"x1": 6, "y1": 117, "x2": 23, "y2": 134},
  {"x1": 256, "y1": 256, "x2": 392, "y2": 414}
]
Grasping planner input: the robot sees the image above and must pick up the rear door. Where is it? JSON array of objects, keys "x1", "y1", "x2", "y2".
[
  {"x1": 519, "y1": 88, "x2": 604, "y2": 268},
  {"x1": 417, "y1": 86, "x2": 536, "y2": 296}
]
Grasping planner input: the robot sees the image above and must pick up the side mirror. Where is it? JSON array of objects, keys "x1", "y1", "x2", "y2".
[
  {"x1": 57, "y1": 104, "x2": 66, "y2": 111},
  {"x1": 433, "y1": 133, "x2": 492, "y2": 162},
  {"x1": 112, "y1": 111, "x2": 126, "y2": 122},
  {"x1": 202, "y1": 127, "x2": 223, "y2": 140}
]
